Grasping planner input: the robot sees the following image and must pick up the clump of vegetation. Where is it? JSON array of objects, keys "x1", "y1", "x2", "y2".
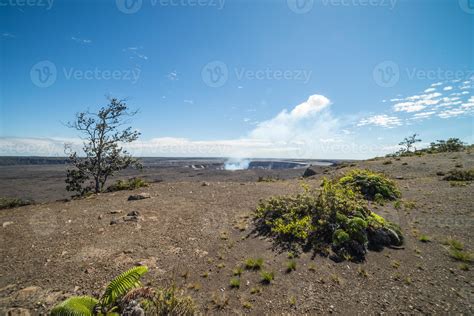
[
  {"x1": 244, "y1": 258, "x2": 263, "y2": 270},
  {"x1": 449, "y1": 249, "x2": 473, "y2": 263},
  {"x1": 429, "y1": 138, "x2": 466, "y2": 152},
  {"x1": 51, "y1": 266, "x2": 196, "y2": 316},
  {"x1": 0, "y1": 197, "x2": 33, "y2": 210},
  {"x1": 254, "y1": 171, "x2": 403, "y2": 262},
  {"x1": 257, "y1": 176, "x2": 280, "y2": 182},
  {"x1": 286, "y1": 260, "x2": 297, "y2": 273},
  {"x1": 443, "y1": 169, "x2": 474, "y2": 181},
  {"x1": 419, "y1": 235, "x2": 431, "y2": 243},
  {"x1": 338, "y1": 169, "x2": 401, "y2": 201},
  {"x1": 260, "y1": 271, "x2": 274, "y2": 284},
  {"x1": 229, "y1": 277, "x2": 240, "y2": 289},
  {"x1": 232, "y1": 266, "x2": 243, "y2": 276},
  {"x1": 106, "y1": 177, "x2": 148, "y2": 192},
  {"x1": 153, "y1": 285, "x2": 196, "y2": 315},
  {"x1": 52, "y1": 266, "x2": 151, "y2": 315},
  {"x1": 211, "y1": 292, "x2": 229, "y2": 310}
]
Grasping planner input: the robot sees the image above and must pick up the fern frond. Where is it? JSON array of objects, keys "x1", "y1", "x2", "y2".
[
  {"x1": 50, "y1": 296, "x2": 98, "y2": 316},
  {"x1": 100, "y1": 266, "x2": 148, "y2": 307}
]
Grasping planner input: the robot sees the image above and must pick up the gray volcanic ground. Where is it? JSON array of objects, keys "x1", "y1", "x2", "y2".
[{"x1": 0, "y1": 157, "x2": 339, "y2": 202}]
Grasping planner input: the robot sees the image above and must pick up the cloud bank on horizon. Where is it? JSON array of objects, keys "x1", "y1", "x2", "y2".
[{"x1": 1, "y1": 79, "x2": 473, "y2": 159}]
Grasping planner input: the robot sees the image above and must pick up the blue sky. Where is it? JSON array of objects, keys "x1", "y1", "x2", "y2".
[{"x1": 0, "y1": 0, "x2": 473, "y2": 158}]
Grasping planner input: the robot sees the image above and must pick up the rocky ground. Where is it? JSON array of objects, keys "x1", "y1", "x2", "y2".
[{"x1": 0, "y1": 152, "x2": 473, "y2": 315}]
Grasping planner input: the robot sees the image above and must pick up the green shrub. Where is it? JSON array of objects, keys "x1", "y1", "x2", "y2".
[
  {"x1": 449, "y1": 249, "x2": 473, "y2": 263},
  {"x1": 51, "y1": 266, "x2": 151, "y2": 315},
  {"x1": 254, "y1": 175, "x2": 403, "y2": 262},
  {"x1": 338, "y1": 169, "x2": 401, "y2": 201},
  {"x1": 443, "y1": 169, "x2": 474, "y2": 181},
  {"x1": 430, "y1": 138, "x2": 466, "y2": 152},
  {"x1": 229, "y1": 277, "x2": 240, "y2": 289},
  {"x1": 0, "y1": 197, "x2": 33, "y2": 210},
  {"x1": 152, "y1": 285, "x2": 196, "y2": 315},
  {"x1": 106, "y1": 177, "x2": 148, "y2": 192},
  {"x1": 286, "y1": 260, "x2": 296, "y2": 272},
  {"x1": 260, "y1": 271, "x2": 274, "y2": 284},
  {"x1": 419, "y1": 235, "x2": 431, "y2": 243},
  {"x1": 244, "y1": 258, "x2": 263, "y2": 270}
]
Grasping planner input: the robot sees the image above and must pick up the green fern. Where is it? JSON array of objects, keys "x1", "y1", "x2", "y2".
[
  {"x1": 100, "y1": 266, "x2": 148, "y2": 308},
  {"x1": 50, "y1": 296, "x2": 98, "y2": 316}
]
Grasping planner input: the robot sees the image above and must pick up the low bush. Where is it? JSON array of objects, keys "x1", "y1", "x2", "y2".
[
  {"x1": 260, "y1": 271, "x2": 274, "y2": 284},
  {"x1": 338, "y1": 169, "x2": 401, "y2": 201},
  {"x1": 443, "y1": 169, "x2": 474, "y2": 181},
  {"x1": 106, "y1": 177, "x2": 148, "y2": 192},
  {"x1": 0, "y1": 197, "x2": 33, "y2": 210},
  {"x1": 430, "y1": 138, "x2": 466, "y2": 152},
  {"x1": 254, "y1": 173, "x2": 403, "y2": 262},
  {"x1": 51, "y1": 266, "x2": 196, "y2": 316},
  {"x1": 244, "y1": 258, "x2": 263, "y2": 270}
]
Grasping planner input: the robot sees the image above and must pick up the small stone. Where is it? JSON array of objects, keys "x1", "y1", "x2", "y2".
[
  {"x1": 110, "y1": 210, "x2": 122, "y2": 214},
  {"x1": 110, "y1": 219, "x2": 120, "y2": 225},
  {"x1": 123, "y1": 216, "x2": 139, "y2": 222},
  {"x1": 97, "y1": 214, "x2": 103, "y2": 220},
  {"x1": 303, "y1": 167, "x2": 317, "y2": 178},
  {"x1": 127, "y1": 210, "x2": 140, "y2": 217},
  {"x1": 16, "y1": 286, "x2": 41, "y2": 300},
  {"x1": 3, "y1": 221, "x2": 14, "y2": 228},
  {"x1": 7, "y1": 308, "x2": 31, "y2": 316},
  {"x1": 201, "y1": 182, "x2": 210, "y2": 186}
]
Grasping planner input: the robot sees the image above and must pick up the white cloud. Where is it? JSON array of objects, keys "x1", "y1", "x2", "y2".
[
  {"x1": 123, "y1": 47, "x2": 148, "y2": 60},
  {"x1": 183, "y1": 99, "x2": 194, "y2": 105},
  {"x1": 357, "y1": 115, "x2": 402, "y2": 128},
  {"x1": 71, "y1": 36, "x2": 92, "y2": 44},
  {"x1": 412, "y1": 111, "x2": 436, "y2": 119},
  {"x1": 167, "y1": 71, "x2": 178, "y2": 81},
  {"x1": 431, "y1": 82, "x2": 443, "y2": 87},
  {"x1": 443, "y1": 86, "x2": 453, "y2": 91},
  {"x1": 424, "y1": 88, "x2": 436, "y2": 93}
]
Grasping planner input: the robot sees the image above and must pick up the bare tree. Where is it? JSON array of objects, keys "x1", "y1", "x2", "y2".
[
  {"x1": 399, "y1": 133, "x2": 421, "y2": 153},
  {"x1": 65, "y1": 98, "x2": 141, "y2": 196}
]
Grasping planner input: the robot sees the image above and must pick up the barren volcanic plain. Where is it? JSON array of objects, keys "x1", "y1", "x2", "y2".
[{"x1": 1, "y1": 152, "x2": 473, "y2": 314}]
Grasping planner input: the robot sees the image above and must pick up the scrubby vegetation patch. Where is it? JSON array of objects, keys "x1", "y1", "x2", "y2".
[
  {"x1": 0, "y1": 197, "x2": 33, "y2": 210},
  {"x1": 338, "y1": 169, "x2": 401, "y2": 201},
  {"x1": 442, "y1": 169, "x2": 474, "y2": 182},
  {"x1": 107, "y1": 177, "x2": 148, "y2": 192},
  {"x1": 253, "y1": 170, "x2": 403, "y2": 262}
]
